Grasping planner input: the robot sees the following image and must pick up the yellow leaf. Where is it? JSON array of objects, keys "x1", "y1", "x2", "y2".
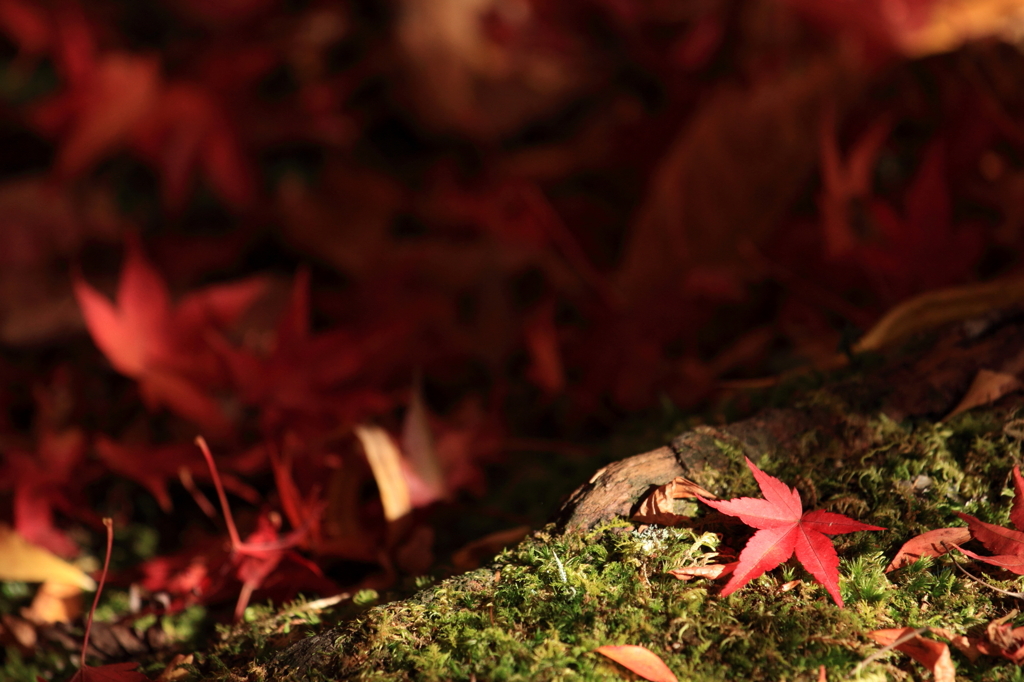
[
  {"x1": 0, "y1": 525, "x2": 95, "y2": 590},
  {"x1": 355, "y1": 425, "x2": 412, "y2": 522}
]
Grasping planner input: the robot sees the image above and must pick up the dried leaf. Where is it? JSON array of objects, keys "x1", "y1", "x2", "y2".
[
  {"x1": 594, "y1": 644, "x2": 679, "y2": 682},
  {"x1": 633, "y1": 477, "x2": 717, "y2": 526},
  {"x1": 355, "y1": 425, "x2": 413, "y2": 522},
  {"x1": 900, "y1": 0, "x2": 1024, "y2": 57},
  {"x1": 930, "y1": 627, "x2": 983, "y2": 663},
  {"x1": 946, "y1": 369, "x2": 1023, "y2": 420},
  {"x1": 666, "y1": 562, "x2": 737, "y2": 581},
  {"x1": 156, "y1": 654, "x2": 194, "y2": 682},
  {"x1": 978, "y1": 612, "x2": 1024, "y2": 664},
  {"x1": 853, "y1": 278, "x2": 1024, "y2": 354},
  {"x1": 401, "y1": 384, "x2": 447, "y2": 505},
  {"x1": 886, "y1": 527, "x2": 972, "y2": 572},
  {"x1": 452, "y1": 526, "x2": 531, "y2": 571},
  {"x1": 867, "y1": 628, "x2": 955, "y2": 682}
]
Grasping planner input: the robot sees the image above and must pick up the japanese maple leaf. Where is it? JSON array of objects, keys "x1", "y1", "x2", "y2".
[
  {"x1": 129, "y1": 82, "x2": 255, "y2": 211},
  {"x1": 955, "y1": 465, "x2": 1024, "y2": 573},
  {"x1": 211, "y1": 268, "x2": 393, "y2": 432},
  {"x1": 94, "y1": 437, "x2": 259, "y2": 513},
  {"x1": 700, "y1": 457, "x2": 884, "y2": 606},
  {"x1": 73, "y1": 239, "x2": 266, "y2": 433},
  {"x1": 195, "y1": 437, "x2": 326, "y2": 620},
  {"x1": 2, "y1": 428, "x2": 87, "y2": 557}
]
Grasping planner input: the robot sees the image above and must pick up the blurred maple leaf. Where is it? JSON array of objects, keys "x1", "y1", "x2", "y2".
[
  {"x1": 700, "y1": 457, "x2": 884, "y2": 606},
  {"x1": 171, "y1": 0, "x2": 278, "y2": 28},
  {"x1": 0, "y1": 0, "x2": 50, "y2": 59},
  {"x1": 817, "y1": 107, "x2": 892, "y2": 258},
  {"x1": 1, "y1": 429, "x2": 87, "y2": 557},
  {"x1": 130, "y1": 82, "x2": 255, "y2": 211},
  {"x1": 819, "y1": 136, "x2": 986, "y2": 305},
  {"x1": 860, "y1": 143, "x2": 985, "y2": 301},
  {"x1": 73, "y1": 239, "x2": 267, "y2": 434},
  {"x1": 32, "y1": 51, "x2": 161, "y2": 180},
  {"x1": 195, "y1": 437, "x2": 326, "y2": 620},
  {"x1": 94, "y1": 437, "x2": 260, "y2": 513},
  {"x1": 212, "y1": 268, "x2": 394, "y2": 433}
]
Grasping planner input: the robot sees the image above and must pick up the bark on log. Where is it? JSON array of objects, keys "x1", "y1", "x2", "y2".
[{"x1": 554, "y1": 411, "x2": 820, "y2": 531}]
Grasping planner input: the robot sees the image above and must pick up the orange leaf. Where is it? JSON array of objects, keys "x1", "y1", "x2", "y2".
[
  {"x1": 595, "y1": 645, "x2": 679, "y2": 682},
  {"x1": 885, "y1": 527, "x2": 972, "y2": 572},
  {"x1": 946, "y1": 369, "x2": 1023, "y2": 420}
]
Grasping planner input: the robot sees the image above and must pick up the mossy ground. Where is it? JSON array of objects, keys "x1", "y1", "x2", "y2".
[
  {"x1": 191, "y1": 391, "x2": 1024, "y2": 681},
  {"x1": 10, "y1": 380, "x2": 1024, "y2": 681}
]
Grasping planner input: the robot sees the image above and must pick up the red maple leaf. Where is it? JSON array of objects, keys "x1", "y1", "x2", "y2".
[
  {"x1": 2, "y1": 428, "x2": 87, "y2": 557},
  {"x1": 956, "y1": 466, "x2": 1024, "y2": 573},
  {"x1": 94, "y1": 437, "x2": 259, "y2": 513},
  {"x1": 700, "y1": 457, "x2": 884, "y2": 606},
  {"x1": 129, "y1": 81, "x2": 255, "y2": 211},
  {"x1": 195, "y1": 437, "x2": 326, "y2": 620},
  {"x1": 211, "y1": 268, "x2": 393, "y2": 433},
  {"x1": 73, "y1": 239, "x2": 266, "y2": 434}
]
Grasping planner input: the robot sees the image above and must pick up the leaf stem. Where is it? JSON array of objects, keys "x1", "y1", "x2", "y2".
[
  {"x1": 196, "y1": 436, "x2": 242, "y2": 550},
  {"x1": 81, "y1": 518, "x2": 114, "y2": 670}
]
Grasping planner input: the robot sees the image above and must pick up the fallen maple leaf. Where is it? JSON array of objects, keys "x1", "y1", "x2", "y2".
[
  {"x1": 211, "y1": 268, "x2": 393, "y2": 433},
  {"x1": 699, "y1": 457, "x2": 884, "y2": 606},
  {"x1": 195, "y1": 437, "x2": 325, "y2": 620},
  {"x1": 867, "y1": 628, "x2": 956, "y2": 682},
  {"x1": 945, "y1": 369, "x2": 1023, "y2": 421},
  {"x1": 594, "y1": 644, "x2": 678, "y2": 682},
  {"x1": 2, "y1": 428, "x2": 88, "y2": 557},
  {"x1": 977, "y1": 611, "x2": 1024, "y2": 664},
  {"x1": 886, "y1": 527, "x2": 972, "y2": 572},
  {"x1": 818, "y1": 105, "x2": 892, "y2": 258},
  {"x1": 956, "y1": 465, "x2": 1024, "y2": 573},
  {"x1": 73, "y1": 239, "x2": 266, "y2": 434}
]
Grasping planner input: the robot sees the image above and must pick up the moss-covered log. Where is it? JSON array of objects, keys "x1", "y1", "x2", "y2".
[{"x1": 196, "y1": 311, "x2": 1024, "y2": 681}]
